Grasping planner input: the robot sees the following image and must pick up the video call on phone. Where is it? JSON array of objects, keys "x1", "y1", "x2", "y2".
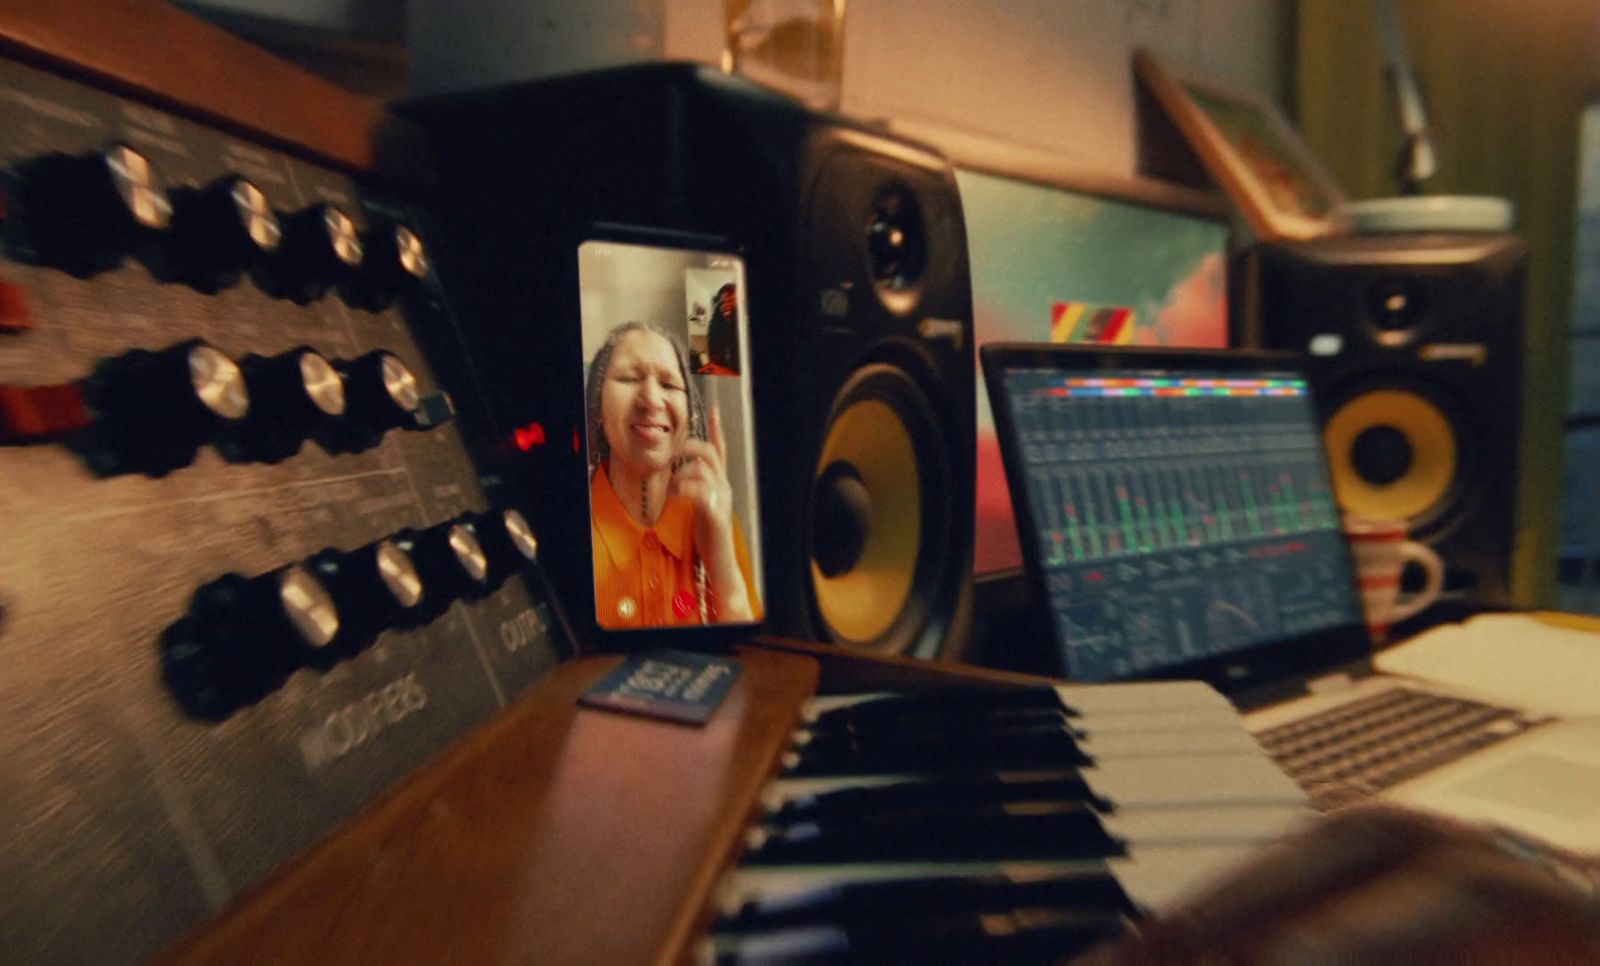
[{"x1": 577, "y1": 239, "x2": 765, "y2": 630}]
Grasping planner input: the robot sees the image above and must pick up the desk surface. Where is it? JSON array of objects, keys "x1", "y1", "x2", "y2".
[{"x1": 164, "y1": 646, "x2": 819, "y2": 965}]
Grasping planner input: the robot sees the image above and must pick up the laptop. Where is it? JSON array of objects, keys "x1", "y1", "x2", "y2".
[{"x1": 981, "y1": 343, "x2": 1600, "y2": 851}]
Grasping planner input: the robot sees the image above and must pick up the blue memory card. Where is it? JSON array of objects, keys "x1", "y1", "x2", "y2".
[{"x1": 578, "y1": 648, "x2": 742, "y2": 725}]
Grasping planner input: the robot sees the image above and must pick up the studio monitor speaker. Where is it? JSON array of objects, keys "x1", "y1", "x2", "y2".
[
  {"x1": 407, "y1": 65, "x2": 974, "y2": 658},
  {"x1": 1238, "y1": 233, "x2": 1526, "y2": 608}
]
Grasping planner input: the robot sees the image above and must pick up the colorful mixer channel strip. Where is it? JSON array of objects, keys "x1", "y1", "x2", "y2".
[{"x1": 1037, "y1": 377, "x2": 1308, "y2": 398}]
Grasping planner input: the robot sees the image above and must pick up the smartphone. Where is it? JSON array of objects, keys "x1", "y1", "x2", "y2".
[{"x1": 576, "y1": 234, "x2": 765, "y2": 635}]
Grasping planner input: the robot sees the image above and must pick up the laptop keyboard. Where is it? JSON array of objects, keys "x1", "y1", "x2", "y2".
[{"x1": 1254, "y1": 687, "x2": 1551, "y2": 808}]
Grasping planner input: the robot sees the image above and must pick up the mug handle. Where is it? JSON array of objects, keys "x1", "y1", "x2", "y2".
[{"x1": 1389, "y1": 540, "x2": 1446, "y2": 623}]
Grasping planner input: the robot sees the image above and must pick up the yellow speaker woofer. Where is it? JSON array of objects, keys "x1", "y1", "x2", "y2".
[
  {"x1": 812, "y1": 399, "x2": 920, "y2": 644},
  {"x1": 809, "y1": 363, "x2": 950, "y2": 652},
  {"x1": 1325, "y1": 389, "x2": 1457, "y2": 522}
]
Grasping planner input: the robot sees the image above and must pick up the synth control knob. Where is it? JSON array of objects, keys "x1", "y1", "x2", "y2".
[
  {"x1": 152, "y1": 175, "x2": 282, "y2": 292},
  {"x1": 4, "y1": 142, "x2": 172, "y2": 277},
  {"x1": 324, "y1": 351, "x2": 421, "y2": 452},
  {"x1": 350, "y1": 221, "x2": 430, "y2": 310},
  {"x1": 252, "y1": 203, "x2": 363, "y2": 303},
  {"x1": 230, "y1": 347, "x2": 346, "y2": 462},
  {"x1": 394, "y1": 519, "x2": 492, "y2": 622},
  {"x1": 305, "y1": 538, "x2": 424, "y2": 655},
  {"x1": 78, "y1": 339, "x2": 249, "y2": 476},
  {"x1": 469, "y1": 507, "x2": 541, "y2": 591},
  {"x1": 163, "y1": 565, "x2": 341, "y2": 718}
]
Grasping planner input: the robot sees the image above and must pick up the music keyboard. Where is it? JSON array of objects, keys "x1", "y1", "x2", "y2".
[
  {"x1": 165, "y1": 647, "x2": 1306, "y2": 963},
  {"x1": 710, "y1": 681, "x2": 1308, "y2": 962}
]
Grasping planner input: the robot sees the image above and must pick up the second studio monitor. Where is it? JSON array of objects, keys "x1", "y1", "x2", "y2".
[
  {"x1": 1238, "y1": 232, "x2": 1527, "y2": 610},
  {"x1": 406, "y1": 65, "x2": 975, "y2": 658}
]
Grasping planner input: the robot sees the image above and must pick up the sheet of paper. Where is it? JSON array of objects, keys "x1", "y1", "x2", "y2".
[{"x1": 1377, "y1": 612, "x2": 1600, "y2": 716}]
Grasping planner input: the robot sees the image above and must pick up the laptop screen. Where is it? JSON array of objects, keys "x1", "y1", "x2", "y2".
[{"x1": 983, "y1": 345, "x2": 1368, "y2": 688}]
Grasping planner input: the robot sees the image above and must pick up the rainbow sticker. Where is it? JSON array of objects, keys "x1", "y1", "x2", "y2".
[{"x1": 1051, "y1": 301, "x2": 1137, "y2": 345}]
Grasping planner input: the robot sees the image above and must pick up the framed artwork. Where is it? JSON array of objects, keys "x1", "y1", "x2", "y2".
[
  {"x1": 1135, "y1": 48, "x2": 1349, "y2": 241},
  {"x1": 954, "y1": 163, "x2": 1232, "y2": 575}
]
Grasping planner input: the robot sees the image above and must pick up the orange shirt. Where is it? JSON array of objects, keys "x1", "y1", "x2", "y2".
[{"x1": 590, "y1": 463, "x2": 762, "y2": 628}]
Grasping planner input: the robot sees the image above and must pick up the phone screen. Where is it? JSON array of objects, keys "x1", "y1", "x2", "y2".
[{"x1": 577, "y1": 239, "x2": 764, "y2": 629}]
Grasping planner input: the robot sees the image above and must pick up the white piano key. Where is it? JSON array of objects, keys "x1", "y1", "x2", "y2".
[
  {"x1": 769, "y1": 749, "x2": 1303, "y2": 810},
  {"x1": 1058, "y1": 680, "x2": 1236, "y2": 714},
  {"x1": 803, "y1": 680, "x2": 1235, "y2": 721},
  {"x1": 803, "y1": 694, "x2": 890, "y2": 716},
  {"x1": 724, "y1": 861, "x2": 1108, "y2": 909},
  {"x1": 1080, "y1": 727, "x2": 1261, "y2": 757},
  {"x1": 1109, "y1": 843, "x2": 1274, "y2": 913},
  {"x1": 1100, "y1": 803, "x2": 1310, "y2": 845},
  {"x1": 1087, "y1": 752, "x2": 1305, "y2": 807}
]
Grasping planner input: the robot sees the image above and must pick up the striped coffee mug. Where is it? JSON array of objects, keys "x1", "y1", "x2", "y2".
[{"x1": 1343, "y1": 515, "x2": 1444, "y2": 642}]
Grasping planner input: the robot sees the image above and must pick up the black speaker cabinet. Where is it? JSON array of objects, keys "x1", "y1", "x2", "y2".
[
  {"x1": 405, "y1": 65, "x2": 975, "y2": 658},
  {"x1": 1237, "y1": 232, "x2": 1526, "y2": 609}
]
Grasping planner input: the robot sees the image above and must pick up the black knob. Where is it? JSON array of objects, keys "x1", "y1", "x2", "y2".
[
  {"x1": 150, "y1": 175, "x2": 282, "y2": 292},
  {"x1": 5, "y1": 142, "x2": 172, "y2": 277},
  {"x1": 77, "y1": 339, "x2": 250, "y2": 476},
  {"x1": 323, "y1": 351, "x2": 421, "y2": 452},
  {"x1": 304, "y1": 538, "x2": 425, "y2": 655},
  {"x1": 162, "y1": 565, "x2": 340, "y2": 718},
  {"x1": 350, "y1": 221, "x2": 430, "y2": 310},
  {"x1": 252, "y1": 203, "x2": 363, "y2": 303},
  {"x1": 469, "y1": 507, "x2": 541, "y2": 591},
  {"x1": 394, "y1": 519, "x2": 492, "y2": 621},
  {"x1": 230, "y1": 347, "x2": 347, "y2": 462}
]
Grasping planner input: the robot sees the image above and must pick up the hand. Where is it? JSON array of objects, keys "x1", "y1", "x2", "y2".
[
  {"x1": 1082, "y1": 805, "x2": 1600, "y2": 962},
  {"x1": 671, "y1": 404, "x2": 735, "y2": 549},
  {"x1": 671, "y1": 405, "x2": 754, "y2": 621}
]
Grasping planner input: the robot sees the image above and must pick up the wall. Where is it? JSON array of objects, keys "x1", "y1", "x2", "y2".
[
  {"x1": 672, "y1": 0, "x2": 1292, "y2": 177},
  {"x1": 838, "y1": 0, "x2": 1290, "y2": 177},
  {"x1": 189, "y1": 0, "x2": 1293, "y2": 182}
]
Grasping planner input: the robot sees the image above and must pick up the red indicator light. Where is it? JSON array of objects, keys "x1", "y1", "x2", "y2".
[
  {"x1": 0, "y1": 383, "x2": 91, "y2": 441},
  {"x1": 512, "y1": 422, "x2": 547, "y2": 452},
  {"x1": 573, "y1": 426, "x2": 581, "y2": 454},
  {"x1": 0, "y1": 280, "x2": 34, "y2": 332}
]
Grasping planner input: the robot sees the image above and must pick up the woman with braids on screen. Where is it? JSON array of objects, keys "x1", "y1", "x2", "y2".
[{"x1": 585, "y1": 320, "x2": 761, "y2": 628}]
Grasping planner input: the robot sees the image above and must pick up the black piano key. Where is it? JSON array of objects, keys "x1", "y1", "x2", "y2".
[
  {"x1": 709, "y1": 925, "x2": 851, "y2": 965},
  {"x1": 785, "y1": 726, "x2": 1093, "y2": 776},
  {"x1": 770, "y1": 769, "x2": 1112, "y2": 825},
  {"x1": 720, "y1": 870, "x2": 1137, "y2": 933},
  {"x1": 713, "y1": 908, "x2": 1128, "y2": 965},
  {"x1": 858, "y1": 907, "x2": 1128, "y2": 963},
  {"x1": 743, "y1": 801, "x2": 1126, "y2": 864},
  {"x1": 805, "y1": 686, "x2": 1075, "y2": 733},
  {"x1": 762, "y1": 794, "x2": 1112, "y2": 841},
  {"x1": 806, "y1": 704, "x2": 1075, "y2": 744},
  {"x1": 794, "y1": 718, "x2": 1084, "y2": 761}
]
